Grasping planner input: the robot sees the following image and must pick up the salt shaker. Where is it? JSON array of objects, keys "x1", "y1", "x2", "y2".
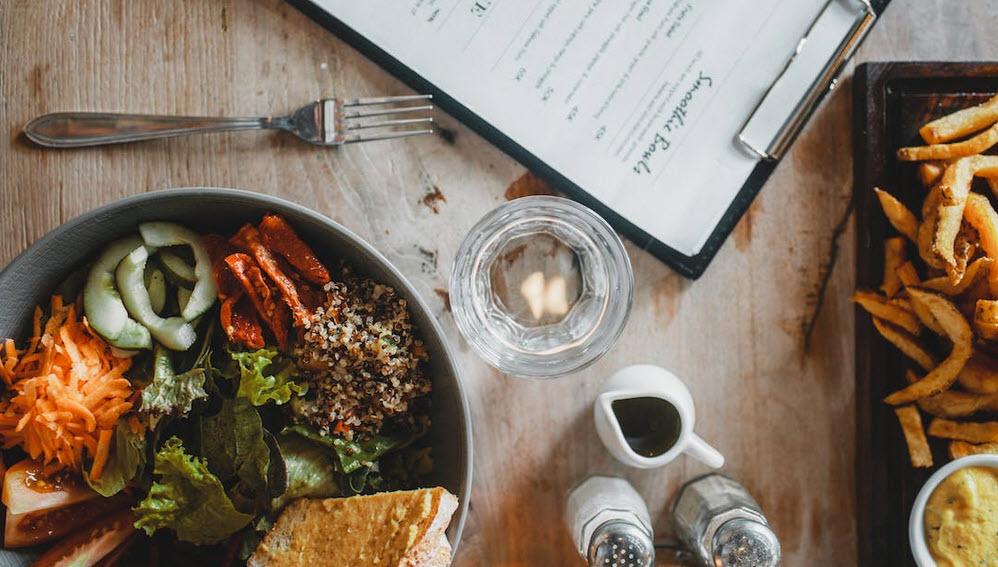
[
  {"x1": 566, "y1": 476, "x2": 655, "y2": 567},
  {"x1": 671, "y1": 474, "x2": 781, "y2": 567}
]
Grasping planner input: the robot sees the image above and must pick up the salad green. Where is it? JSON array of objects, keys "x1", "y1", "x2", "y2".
[
  {"x1": 140, "y1": 345, "x2": 208, "y2": 422},
  {"x1": 281, "y1": 424, "x2": 407, "y2": 475},
  {"x1": 83, "y1": 421, "x2": 147, "y2": 497},
  {"x1": 200, "y1": 396, "x2": 274, "y2": 502},
  {"x1": 231, "y1": 347, "x2": 307, "y2": 406},
  {"x1": 134, "y1": 437, "x2": 255, "y2": 546}
]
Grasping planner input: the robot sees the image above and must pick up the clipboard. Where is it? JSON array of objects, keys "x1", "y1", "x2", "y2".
[{"x1": 288, "y1": 0, "x2": 890, "y2": 279}]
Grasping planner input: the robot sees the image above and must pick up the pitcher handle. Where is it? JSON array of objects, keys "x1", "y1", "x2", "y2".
[{"x1": 685, "y1": 433, "x2": 724, "y2": 468}]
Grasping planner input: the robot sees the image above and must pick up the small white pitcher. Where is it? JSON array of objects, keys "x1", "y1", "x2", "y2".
[{"x1": 595, "y1": 364, "x2": 724, "y2": 469}]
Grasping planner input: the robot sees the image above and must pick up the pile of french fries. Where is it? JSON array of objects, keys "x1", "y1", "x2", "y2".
[{"x1": 857, "y1": 93, "x2": 998, "y2": 468}]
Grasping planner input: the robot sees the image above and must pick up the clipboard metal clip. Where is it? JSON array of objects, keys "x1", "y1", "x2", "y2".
[{"x1": 737, "y1": 0, "x2": 876, "y2": 161}]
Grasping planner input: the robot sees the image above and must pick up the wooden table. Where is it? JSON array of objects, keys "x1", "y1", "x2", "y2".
[{"x1": 1, "y1": 1, "x2": 996, "y2": 564}]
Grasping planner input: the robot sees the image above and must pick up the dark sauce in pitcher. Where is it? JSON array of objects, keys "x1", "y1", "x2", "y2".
[{"x1": 612, "y1": 397, "x2": 682, "y2": 457}]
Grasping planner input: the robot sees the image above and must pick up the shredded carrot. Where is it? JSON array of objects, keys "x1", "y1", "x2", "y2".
[
  {"x1": 0, "y1": 296, "x2": 134, "y2": 474},
  {"x1": 89, "y1": 428, "x2": 113, "y2": 481}
]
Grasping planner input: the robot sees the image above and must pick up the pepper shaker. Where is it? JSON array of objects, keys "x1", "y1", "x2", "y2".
[
  {"x1": 566, "y1": 476, "x2": 655, "y2": 567},
  {"x1": 671, "y1": 474, "x2": 781, "y2": 567}
]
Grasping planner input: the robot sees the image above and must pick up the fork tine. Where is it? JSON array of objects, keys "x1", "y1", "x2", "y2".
[
  {"x1": 340, "y1": 94, "x2": 433, "y2": 107},
  {"x1": 345, "y1": 117, "x2": 434, "y2": 131},
  {"x1": 342, "y1": 104, "x2": 434, "y2": 120},
  {"x1": 343, "y1": 128, "x2": 434, "y2": 144}
]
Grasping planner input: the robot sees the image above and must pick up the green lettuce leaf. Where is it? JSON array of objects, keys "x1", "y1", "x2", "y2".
[
  {"x1": 230, "y1": 348, "x2": 306, "y2": 406},
  {"x1": 133, "y1": 437, "x2": 254, "y2": 545},
  {"x1": 270, "y1": 434, "x2": 340, "y2": 511},
  {"x1": 281, "y1": 424, "x2": 406, "y2": 474},
  {"x1": 199, "y1": 397, "x2": 272, "y2": 500},
  {"x1": 83, "y1": 421, "x2": 147, "y2": 497},
  {"x1": 140, "y1": 368, "x2": 208, "y2": 420}
]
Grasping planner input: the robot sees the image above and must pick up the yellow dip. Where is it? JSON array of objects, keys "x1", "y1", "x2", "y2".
[{"x1": 924, "y1": 466, "x2": 998, "y2": 567}]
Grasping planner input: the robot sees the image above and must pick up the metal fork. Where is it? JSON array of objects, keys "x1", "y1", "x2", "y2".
[{"x1": 22, "y1": 94, "x2": 434, "y2": 148}]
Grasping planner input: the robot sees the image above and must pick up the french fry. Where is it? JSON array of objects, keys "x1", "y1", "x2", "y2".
[
  {"x1": 896, "y1": 261, "x2": 920, "y2": 287},
  {"x1": 918, "y1": 389, "x2": 998, "y2": 418},
  {"x1": 889, "y1": 297, "x2": 913, "y2": 311},
  {"x1": 964, "y1": 192, "x2": 998, "y2": 296},
  {"x1": 975, "y1": 299, "x2": 998, "y2": 340},
  {"x1": 920, "y1": 93, "x2": 998, "y2": 144},
  {"x1": 871, "y1": 317, "x2": 938, "y2": 371},
  {"x1": 921, "y1": 257, "x2": 992, "y2": 295},
  {"x1": 899, "y1": 123, "x2": 998, "y2": 161},
  {"x1": 853, "y1": 290, "x2": 920, "y2": 335},
  {"x1": 898, "y1": 261, "x2": 944, "y2": 335},
  {"x1": 874, "y1": 189, "x2": 918, "y2": 242},
  {"x1": 884, "y1": 289, "x2": 972, "y2": 405},
  {"x1": 917, "y1": 161, "x2": 946, "y2": 187},
  {"x1": 957, "y1": 351, "x2": 998, "y2": 393},
  {"x1": 933, "y1": 157, "x2": 998, "y2": 270},
  {"x1": 894, "y1": 405, "x2": 933, "y2": 468},
  {"x1": 949, "y1": 223, "x2": 978, "y2": 284},
  {"x1": 928, "y1": 417, "x2": 998, "y2": 443},
  {"x1": 949, "y1": 440, "x2": 998, "y2": 459},
  {"x1": 938, "y1": 156, "x2": 998, "y2": 205},
  {"x1": 880, "y1": 237, "x2": 907, "y2": 297},
  {"x1": 908, "y1": 296, "x2": 945, "y2": 336},
  {"x1": 917, "y1": 184, "x2": 947, "y2": 269}
]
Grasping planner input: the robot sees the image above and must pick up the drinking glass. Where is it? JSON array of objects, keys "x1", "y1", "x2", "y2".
[{"x1": 450, "y1": 196, "x2": 633, "y2": 378}]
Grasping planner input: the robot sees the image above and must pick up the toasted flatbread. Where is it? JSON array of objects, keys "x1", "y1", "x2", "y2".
[{"x1": 249, "y1": 487, "x2": 458, "y2": 567}]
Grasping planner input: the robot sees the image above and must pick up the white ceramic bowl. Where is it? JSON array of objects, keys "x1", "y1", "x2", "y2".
[
  {"x1": 0, "y1": 188, "x2": 473, "y2": 563},
  {"x1": 908, "y1": 454, "x2": 998, "y2": 566}
]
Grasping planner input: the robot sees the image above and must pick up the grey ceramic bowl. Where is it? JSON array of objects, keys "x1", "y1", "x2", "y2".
[{"x1": 0, "y1": 188, "x2": 472, "y2": 563}]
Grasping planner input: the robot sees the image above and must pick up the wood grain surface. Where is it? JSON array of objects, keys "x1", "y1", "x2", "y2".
[{"x1": 1, "y1": 1, "x2": 997, "y2": 565}]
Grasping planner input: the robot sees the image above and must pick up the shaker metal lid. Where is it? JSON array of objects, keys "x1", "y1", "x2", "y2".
[
  {"x1": 711, "y1": 518, "x2": 782, "y2": 567},
  {"x1": 589, "y1": 520, "x2": 655, "y2": 567}
]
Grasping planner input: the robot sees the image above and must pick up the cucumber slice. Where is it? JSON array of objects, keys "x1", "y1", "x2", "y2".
[
  {"x1": 108, "y1": 346, "x2": 140, "y2": 359},
  {"x1": 139, "y1": 222, "x2": 217, "y2": 322},
  {"x1": 145, "y1": 267, "x2": 167, "y2": 315},
  {"x1": 83, "y1": 235, "x2": 152, "y2": 349},
  {"x1": 158, "y1": 249, "x2": 197, "y2": 285},
  {"x1": 112, "y1": 319, "x2": 154, "y2": 350},
  {"x1": 116, "y1": 245, "x2": 196, "y2": 351},
  {"x1": 177, "y1": 286, "x2": 193, "y2": 313},
  {"x1": 152, "y1": 344, "x2": 174, "y2": 384}
]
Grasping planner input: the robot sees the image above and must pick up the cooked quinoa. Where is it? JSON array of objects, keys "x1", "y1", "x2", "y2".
[{"x1": 293, "y1": 271, "x2": 431, "y2": 440}]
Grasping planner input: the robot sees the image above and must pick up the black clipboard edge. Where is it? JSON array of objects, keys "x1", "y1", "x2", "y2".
[{"x1": 288, "y1": 0, "x2": 886, "y2": 279}]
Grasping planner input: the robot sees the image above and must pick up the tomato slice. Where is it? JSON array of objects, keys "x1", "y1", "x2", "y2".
[
  {"x1": 91, "y1": 532, "x2": 138, "y2": 567},
  {"x1": 2, "y1": 459, "x2": 99, "y2": 516},
  {"x1": 4, "y1": 492, "x2": 132, "y2": 548},
  {"x1": 29, "y1": 507, "x2": 137, "y2": 567}
]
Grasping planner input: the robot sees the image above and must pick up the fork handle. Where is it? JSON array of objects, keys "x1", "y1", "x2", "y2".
[{"x1": 23, "y1": 112, "x2": 271, "y2": 147}]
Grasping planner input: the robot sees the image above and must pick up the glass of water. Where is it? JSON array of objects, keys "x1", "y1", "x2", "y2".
[{"x1": 449, "y1": 196, "x2": 633, "y2": 378}]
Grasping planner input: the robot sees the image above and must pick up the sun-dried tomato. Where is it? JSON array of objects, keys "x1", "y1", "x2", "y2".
[
  {"x1": 273, "y1": 254, "x2": 324, "y2": 313},
  {"x1": 202, "y1": 234, "x2": 241, "y2": 300},
  {"x1": 220, "y1": 293, "x2": 265, "y2": 349},
  {"x1": 258, "y1": 213, "x2": 331, "y2": 285},
  {"x1": 225, "y1": 253, "x2": 289, "y2": 350},
  {"x1": 230, "y1": 224, "x2": 310, "y2": 327}
]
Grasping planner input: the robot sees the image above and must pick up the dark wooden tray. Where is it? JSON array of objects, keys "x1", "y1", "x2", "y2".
[{"x1": 854, "y1": 61, "x2": 998, "y2": 567}]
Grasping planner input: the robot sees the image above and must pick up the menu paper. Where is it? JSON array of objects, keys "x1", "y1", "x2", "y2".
[{"x1": 317, "y1": 0, "x2": 837, "y2": 257}]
